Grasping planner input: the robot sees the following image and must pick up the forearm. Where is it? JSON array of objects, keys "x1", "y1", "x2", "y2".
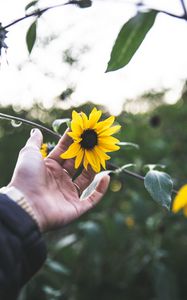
[{"x1": 0, "y1": 194, "x2": 47, "y2": 300}]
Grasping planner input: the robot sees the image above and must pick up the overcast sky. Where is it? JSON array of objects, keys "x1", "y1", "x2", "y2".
[{"x1": 0, "y1": 0, "x2": 187, "y2": 114}]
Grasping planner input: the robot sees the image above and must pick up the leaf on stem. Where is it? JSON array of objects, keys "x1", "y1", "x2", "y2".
[
  {"x1": 25, "y1": 0, "x2": 38, "y2": 11},
  {"x1": 65, "y1": 0, "x2": 92, "y2": 8},
  {"x1": 144, "y1": 170, "x2": 173, "y2": 210},
  {"x1": 106, "y1": 10, "x2": 157, "y2": 72},
  {"x1": 0, "y1": 25, "x2": 8, "y2": 55},
  {"x1": 26, "y1": 20, "x2": 37, "y2": 53},
  {"x1": 52, "y1": 118, "x2": 71, "y2": 133},
  {"x1": 118, "y1": 142, "x2": 139, "y2": 149},
  {"x1": 114, "y1": 163, "x2": 136, "y2": 175},
  {"x1": 81, "y1": 170, "x2": 112, "y2": 199}
]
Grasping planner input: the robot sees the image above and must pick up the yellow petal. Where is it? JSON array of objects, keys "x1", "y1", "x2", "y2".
[
  {"x1": 71, "y1": 120, "x2": 83, "y2": 135},
  {"x1": 88, "y1": 107, "x2": 102, "y2": 128},
  {"x1": 85, "y1": 149, "x2": 100, "y2": 173},
  {"x1": 94, "y1": 116, "x2": 115, "y2": 133},
  {"x1": 184, "y1": 205, "x2": 187, "y2": 217},
  {"x1": 92, "y1": 149, "x2": 101, "y2": 172},
  {"x1": 98, "y1": 136, "x2": 120, "y2": 145},
  {"x1": 172, "y1": 184, "x2": 187, "y2": 213},
  {"x1": 67, "y1": 131, "x2": 81, "y2": 141},
  {"x1": 60, "y1": 142, "x2": 81, "y2": 159},
  {"x1": 83, "y1": 154, "x2": 89, "y2": 170},
  {"x1": 98, "y1": 144, "x2": 120, "y2": 152},
  {"x1": 99, "y1": 125, "x2": 121, "y2": 136},
  {"x1": 80, "y1": 112, "x2": 89, "y2": 129},
  {"x1": 75, "y1": 148, "x2": 84, "y2": 169},
  {"x1": 72, "y1": 110, "x2": 83, "y2": 128},
  {"x1": 94, "y1": 146, "x2": 110, "y2": 169}
]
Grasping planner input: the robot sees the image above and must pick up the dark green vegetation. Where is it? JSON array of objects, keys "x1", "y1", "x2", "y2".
[{"x1": 1, "y1": 87, "x2": 187, "y2": 300}]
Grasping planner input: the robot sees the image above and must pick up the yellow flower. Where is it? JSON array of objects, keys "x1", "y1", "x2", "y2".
[
  {"x1": 125, "y1": 216, "x2": 135, "y2": 229},
  {"x1": 60, "y1": 107, "x2": 121, "y2": 173},
  {"x1": 172, "y1": 184, "x2": 187, "y2": 216},
  {"x1": 40, "y1": 143, "x2": 55, "y2": 158}
]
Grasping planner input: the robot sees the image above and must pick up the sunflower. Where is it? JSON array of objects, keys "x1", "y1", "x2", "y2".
[
  {"x1": 40, "y1": 143, "x2": 55, "y2": 158},
  {"x1": 60, "y1": 107, "x2": 121, "y2": 173},
  {"x1": 172, "y1": 184, "x2": 187, "y2": 216}
]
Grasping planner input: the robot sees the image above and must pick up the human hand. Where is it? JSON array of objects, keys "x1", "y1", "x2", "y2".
[{"x1": 8, "y1": 129, "x2": 110, "y2": 232}]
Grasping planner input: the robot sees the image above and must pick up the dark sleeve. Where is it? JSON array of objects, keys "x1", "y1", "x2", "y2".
[{"x1": 0, "y1": 193, "x2": 47, "y2": 300}]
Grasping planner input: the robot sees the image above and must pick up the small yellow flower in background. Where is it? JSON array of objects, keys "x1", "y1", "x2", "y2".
[
  {"x1": 40, "y1": 143, "x2": 55, "y2": 158},
  {"x1": 40, "y1": 143, "x2": 48, "y2": 158},
  {"x1": 172, "y1": 184, "x2": 187, "y2": 216},
  {"x1": 60, "y1": 107, "x2": 121, "y2": 173},
  {"x1": 125, "y1": 216, "x2": 135, "y2": 228}
]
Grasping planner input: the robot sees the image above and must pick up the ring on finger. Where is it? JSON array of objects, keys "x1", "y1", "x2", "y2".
[
  {"x1": 63, "y1": 168, "x2": 70, "y2": 176},
  {"x1": 74, "y1": 183, "x2": 81, "y2": 196}
]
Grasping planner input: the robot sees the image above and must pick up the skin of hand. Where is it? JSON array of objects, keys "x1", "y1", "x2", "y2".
[{"x1": 8, "y1": 128, "x2": 110, "y2": 232}]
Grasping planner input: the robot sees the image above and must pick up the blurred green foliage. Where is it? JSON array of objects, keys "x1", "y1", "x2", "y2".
[{"x1": 1, "y1": 87, "x2": 187, "y2": 300}]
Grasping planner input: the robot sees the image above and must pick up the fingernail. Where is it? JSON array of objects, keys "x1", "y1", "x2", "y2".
[{"x1": 30, "y1": 128, "x2": 37, "y2": 136}]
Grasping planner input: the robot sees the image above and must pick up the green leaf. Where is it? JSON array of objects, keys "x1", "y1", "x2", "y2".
[
  {"x1": 144, "y1": 170, "x2": 173, "y2": 210},
  {"x1": 52, "y1": 118, "x2": 70, "y2": 133},
  {"x1": 25, "y1": 0, "x2": 38, "y2": 11},
  {"x1": 42, "y1": 286, "x2": 61, "y2": 297},
  {"x1": 26, "y1": 20, "x2": 37, "y2": 53},
  {"x1": 81, "y1": 170, "x2": 112, "y2": 199},
  {"x1": 106, "y1": 10, "x2": 157, "y2": 72},
  {"x1": 118, "y1": 142, "x2": 139, "y2": 149},
  {"x1": 66, "y1": 0, "x2": 92, "y2": 8},
  {"x1": 46, "y1": 258, "x2": 70, "y2": 275}
]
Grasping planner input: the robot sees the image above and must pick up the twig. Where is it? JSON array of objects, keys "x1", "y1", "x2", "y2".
[
  {"x1": 0, "y1": 112, "x2": 61, "y2": 139},
  {"x1": 180, "y1": 0, "x2": 187, "y2": 18},
  {"x1": 2, "y1": 1, "x2": 187, "y2": 31},
  {"x1": 107, "y1": 162, "x2": 178, "y2": 195},
  {"x1": 156, "y1": 9, "x2": 187, "y2": 20},
  {"x1": 3, "y1": 3, "x2": 65, "y2": 30},
  {"x1": 2, "y1": 1, "x2": 92, "y2": 30}
]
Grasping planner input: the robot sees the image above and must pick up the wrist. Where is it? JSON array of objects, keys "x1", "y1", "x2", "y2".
[{"x1": 0, "y1": 185, "x2": 41, "y2": 230}]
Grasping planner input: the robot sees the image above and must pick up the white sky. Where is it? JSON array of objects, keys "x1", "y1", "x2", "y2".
[{"x1": 0, "y1": 0, "x2": 187, "y2": 114}]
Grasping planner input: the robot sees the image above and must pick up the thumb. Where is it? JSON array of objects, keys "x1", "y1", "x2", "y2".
[
  {"x1": 79, "y1": 174, "x2": 110, "y2": 215},
  {"x1": 25, "y1": 128, "x2": 43, "y2": 149}
]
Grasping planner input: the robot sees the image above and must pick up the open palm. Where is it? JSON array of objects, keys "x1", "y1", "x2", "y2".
[{"x1": 9, "y1": 129, "x2": 110, "y2": 231}]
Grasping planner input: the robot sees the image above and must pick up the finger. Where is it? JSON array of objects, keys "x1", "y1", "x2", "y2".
[
  {"x1": 74, "y1": 166, "x2": 96, "y2": 194},
  {"x1": 78, "y1": 174, "x2": 110, "y2": 215},
  {"x1": 62, "y1": 159, "x2": 78, "y2": 177},
  {"x1": 25, "y1": 128, "x2": 43, "y2": 149},
  {"x1": 16, "y1": 128, "x2": 43, "y2": 168},
  {"x1": 48, "y1": 129, "x2": 79, "y2": 176},
  {"x1": 48, "y1": 129, "x2": 73, "y2": 166}
]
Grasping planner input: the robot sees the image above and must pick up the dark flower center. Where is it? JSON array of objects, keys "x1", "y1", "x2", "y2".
[{"x1": 81, "y1": 129, "x2": 98, "y2": 149}]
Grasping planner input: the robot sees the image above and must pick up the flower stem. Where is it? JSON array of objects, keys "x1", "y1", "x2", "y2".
[
  {"x1": 0, "y1": 112, "x2": 61, "y2": 139},
  {"x1": 3, "y1": 3, "x2": 69, "y2": 30}
]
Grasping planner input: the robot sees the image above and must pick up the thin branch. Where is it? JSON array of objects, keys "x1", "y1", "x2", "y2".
[
  {"x1": 3, "y1": 3, "x2": 65, "y2": 30},
  {"x1": 107, "y1": 162, "x2": 178, "y2": 195},
  {"x1": 2, "y1": 0, "x2": 187, "y2": 31},
  {"x1": 157, "y1": 10, "x2": 187, "y2": 20},
  {"x1": 136, "y1": 2, "x2": 187, "y2": 21},
  {"x1": 0, "y1": 112, "x2": 61, "y2": 139},
  {"x1": 180, "y1": 0, "x2": 187, "y2": 17}
]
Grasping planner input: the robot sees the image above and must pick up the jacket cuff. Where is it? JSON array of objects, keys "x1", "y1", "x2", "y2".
[{"x1": 0, "y1": 193, "x2": 47, "y2": 281}]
